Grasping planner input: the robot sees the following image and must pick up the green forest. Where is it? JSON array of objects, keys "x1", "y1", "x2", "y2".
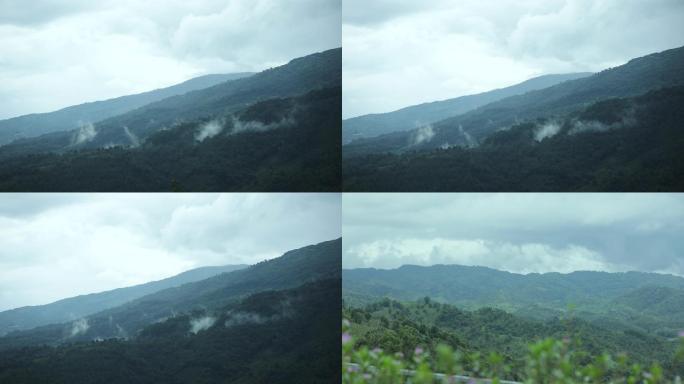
[{"x1": 342, "y1": 299, "x2": 684, "y2": 383}]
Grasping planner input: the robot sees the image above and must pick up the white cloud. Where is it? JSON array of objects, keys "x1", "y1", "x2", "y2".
[
  {"x1": 343, "y1": 0, "x2": 684, "y2": 118},
  {"x1": 347, "y1": 238, "x2": 615, "y2": 274}
]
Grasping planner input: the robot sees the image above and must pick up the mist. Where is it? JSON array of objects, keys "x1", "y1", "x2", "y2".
[
  {"x1": 411, "y1": 125, "x2": 435, "y2": 145},
  {"x1": 189, "y1": 316, "x2": 216, "y2": 334},
  {"x1": 73, "y1": 123, "x2": 97, "y2": 145},
  {"x1": 534, "y1": 121, "x2": 562, "y2": 142},
  {"x1": 70, "y1": 318, "x2": 89, "y2": 337},
  {"x1": 195, "y1": 119, "x2": 225, "y2": 142}
]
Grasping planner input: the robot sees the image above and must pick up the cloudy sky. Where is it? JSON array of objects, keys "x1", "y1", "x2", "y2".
[
  {"x1": 343, "y1": 194, "x2": 684, "y2": 277},
  {"x1": 0, "y1": 193, "x2": 340, "y2": 311},
  {"x1": 343, "y1": 0, "x2": 684, "y2": 118},
  {"x1": 0, "y1": 0, "x2": 341, "y2": 120}
]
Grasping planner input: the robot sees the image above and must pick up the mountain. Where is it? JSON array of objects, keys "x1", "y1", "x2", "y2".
[
  {"x1": 343, "y1": 85, "x2": 684, "y2": 191},
  {"x1": 0, "y1": 73, "x2": 254, "y2": 146},
  {"x1": 0, "y1": 278, "x2": 340, "y2": 384},
  {"x1": 0, "y1": 239, "x2": 341, "y2": 383},
  {"x1": 343, "y1": 264, "x2": 684, "y2": 336},
  {"x1": 81, "y1": 48, "x2": 341, "y2": 149},
  {"x1": 344, "y1": 45, "x2": 684, "y2": 156},
  {"x1": 0, "y1": 238, "x2": 340, "y2": 349},
  {"x1": 342, "y1": 73, "x2": 591, "y2": 143},
  {"x1": 0, "y1": 86, "x2": 341, "y2": 191},
  {"x1": 0, "y1": 265, "x2": 247, "y2": 337},
  {"x1": 0, "y1": 49, "x2": 342, "y2": 192},
  {"x1": 613, "y1": 286, "x2": 684, "y2": 326}
]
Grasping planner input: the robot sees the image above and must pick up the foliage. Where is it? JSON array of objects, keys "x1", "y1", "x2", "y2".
[
  {"x1": 343, "y1": 298, "x2": 678, "y2": 378},
  {"x1": 343, "y1": 319, "x2": 684, "y2": 383}
]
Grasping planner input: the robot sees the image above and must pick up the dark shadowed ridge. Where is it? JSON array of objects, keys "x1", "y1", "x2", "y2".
[
  {"x1": 0, "y1": 264, "x2": 247, "y2": 336},
  {"x1": 342, "y1": 73, "x2": 592, "y2": 143},
  {"x1": 0, "y1": 73, "x2": 254, "y2": 145}
]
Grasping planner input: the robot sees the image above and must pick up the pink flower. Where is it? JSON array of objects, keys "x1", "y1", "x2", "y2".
[
  {"x1": 342, "y1": 332, "x2": 351, "y2": 344},
  {"x1": 415, "y1": 347, "x2": 424, "y2": 355},
  {"x1": 678, "y1": 330, "x2": 684, "y2": 338}
]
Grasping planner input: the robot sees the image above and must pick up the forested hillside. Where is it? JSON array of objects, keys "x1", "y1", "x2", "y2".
[
  {"x1": 343, "y1": 298, "x2": 681, "y2": 380},
  {"x1": 0, "y1": 49, "x2": 342, "y2": 192},
  {"x1": 343, "y1": 264, "x2": 684, "y2": 338},
  {"x1": 0, "y1": 239, "x2": 341, "y2": 384},
  {"x1": 0, "y1": 86, "x2": 341, "y2": 191},
  {"x1": 343, "y1": 85, "x2": 684, "y2": 191}
]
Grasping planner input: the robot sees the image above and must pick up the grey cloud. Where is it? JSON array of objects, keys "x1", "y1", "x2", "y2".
[
  {"x1": 0, "y1": 0, "x2": 98, "y2": 25},
  {"x1": 343, "y1": 0, "x2": 684, "y2": 118},
  {"x1": 0, "y1": 193, "x2": 341, "y2": 311},
  {"x1": 0, "y1": 0, "x2": 340, "y2": 119},
  {"x1": 343, "y1": 194, "x2": 684, "y2": 276},
  {"x1": 342, "y1": 0, "x2": 441, "y2": 26}
]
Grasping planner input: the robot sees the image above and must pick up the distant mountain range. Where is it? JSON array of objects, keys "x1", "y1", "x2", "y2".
[
  {"x1": 343, "y1": 46, "x2": 684, "y2": 191},
  {"x1": 0, "y1": 73, "x2": 254, "y2": 146},
  {"x1": 0, "y1": 264, "x2": 247, "y2": 336},
  {"x1": 343, "y1": 264, "x2": 684, "y2": 336},
  {"x1": 0, "y1": 48, "x2": 342, "y2": 191},
  {"x1": 342, "y1": 73, "x2": 591, "y2": 144},
  {"x1": 0, "y1": 238, "x2": 341, "y2": 383}
]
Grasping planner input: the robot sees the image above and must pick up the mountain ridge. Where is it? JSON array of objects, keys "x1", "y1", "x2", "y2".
[
  {"x1": 0, "y1": 73, "x2": 254, "y2": 145},
  {"x1": 342, "y1": 73, "x2": 592, "y2": 143},
  {"x1": 344, "y1": 45, "x2": 684, "y2": 156},
  {"x1": 0, "y1": 264, "x2": 247, "y2": 336},
  {"x1": 0, "y1": 238, "x2": 341, "y2": 349}
]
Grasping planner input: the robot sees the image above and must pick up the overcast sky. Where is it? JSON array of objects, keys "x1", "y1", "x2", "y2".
[
  {"x1": 343, "y1": 194, "x2": 684, "y2": 277},
  {"x1": 0, "y1": 193, "x2": 340, "y2": 311},
  {"x1": 0, "y1": 0, "x2": 341, "y2": 120},
  {"x1": 343, "y1": 0, "x2": 684, "y2": 118}
]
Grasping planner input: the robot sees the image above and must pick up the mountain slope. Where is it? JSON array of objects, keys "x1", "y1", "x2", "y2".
[
  {"x1": 0, "y1": 238, "x2": 341, "y2": 349},
  {"x1": 0, "y1": 86, "x2": 341, "y2": 191},
  {"x1": 343, "y1": 263, "x2": 684, "y2": 336},
  {"x1": 0, "y1": 265, "x2": 247, "y2": 336},
  {"x1": 83, "y1": 48, "x2": 341, "y2": 148},
  {"x1": 342, "y1": 73, "x2": 591, "y2": 143},
  {"x1": 345, "y1": 45, "x2": 684, "y2": 155},
  {"x1": 343, "y1": 85, "x2": 684, "y2": 191},
  {"x1": 0, "y1": 73, "x2": 254, "y2": 145},
  {"x1": 0, "y1": 278, "x2": 340, "y2": 384}
]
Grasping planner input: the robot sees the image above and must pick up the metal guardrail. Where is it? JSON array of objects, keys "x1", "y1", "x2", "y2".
[{"x1": 345, "y1": 363, "x2": 523, "y2": 384}]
